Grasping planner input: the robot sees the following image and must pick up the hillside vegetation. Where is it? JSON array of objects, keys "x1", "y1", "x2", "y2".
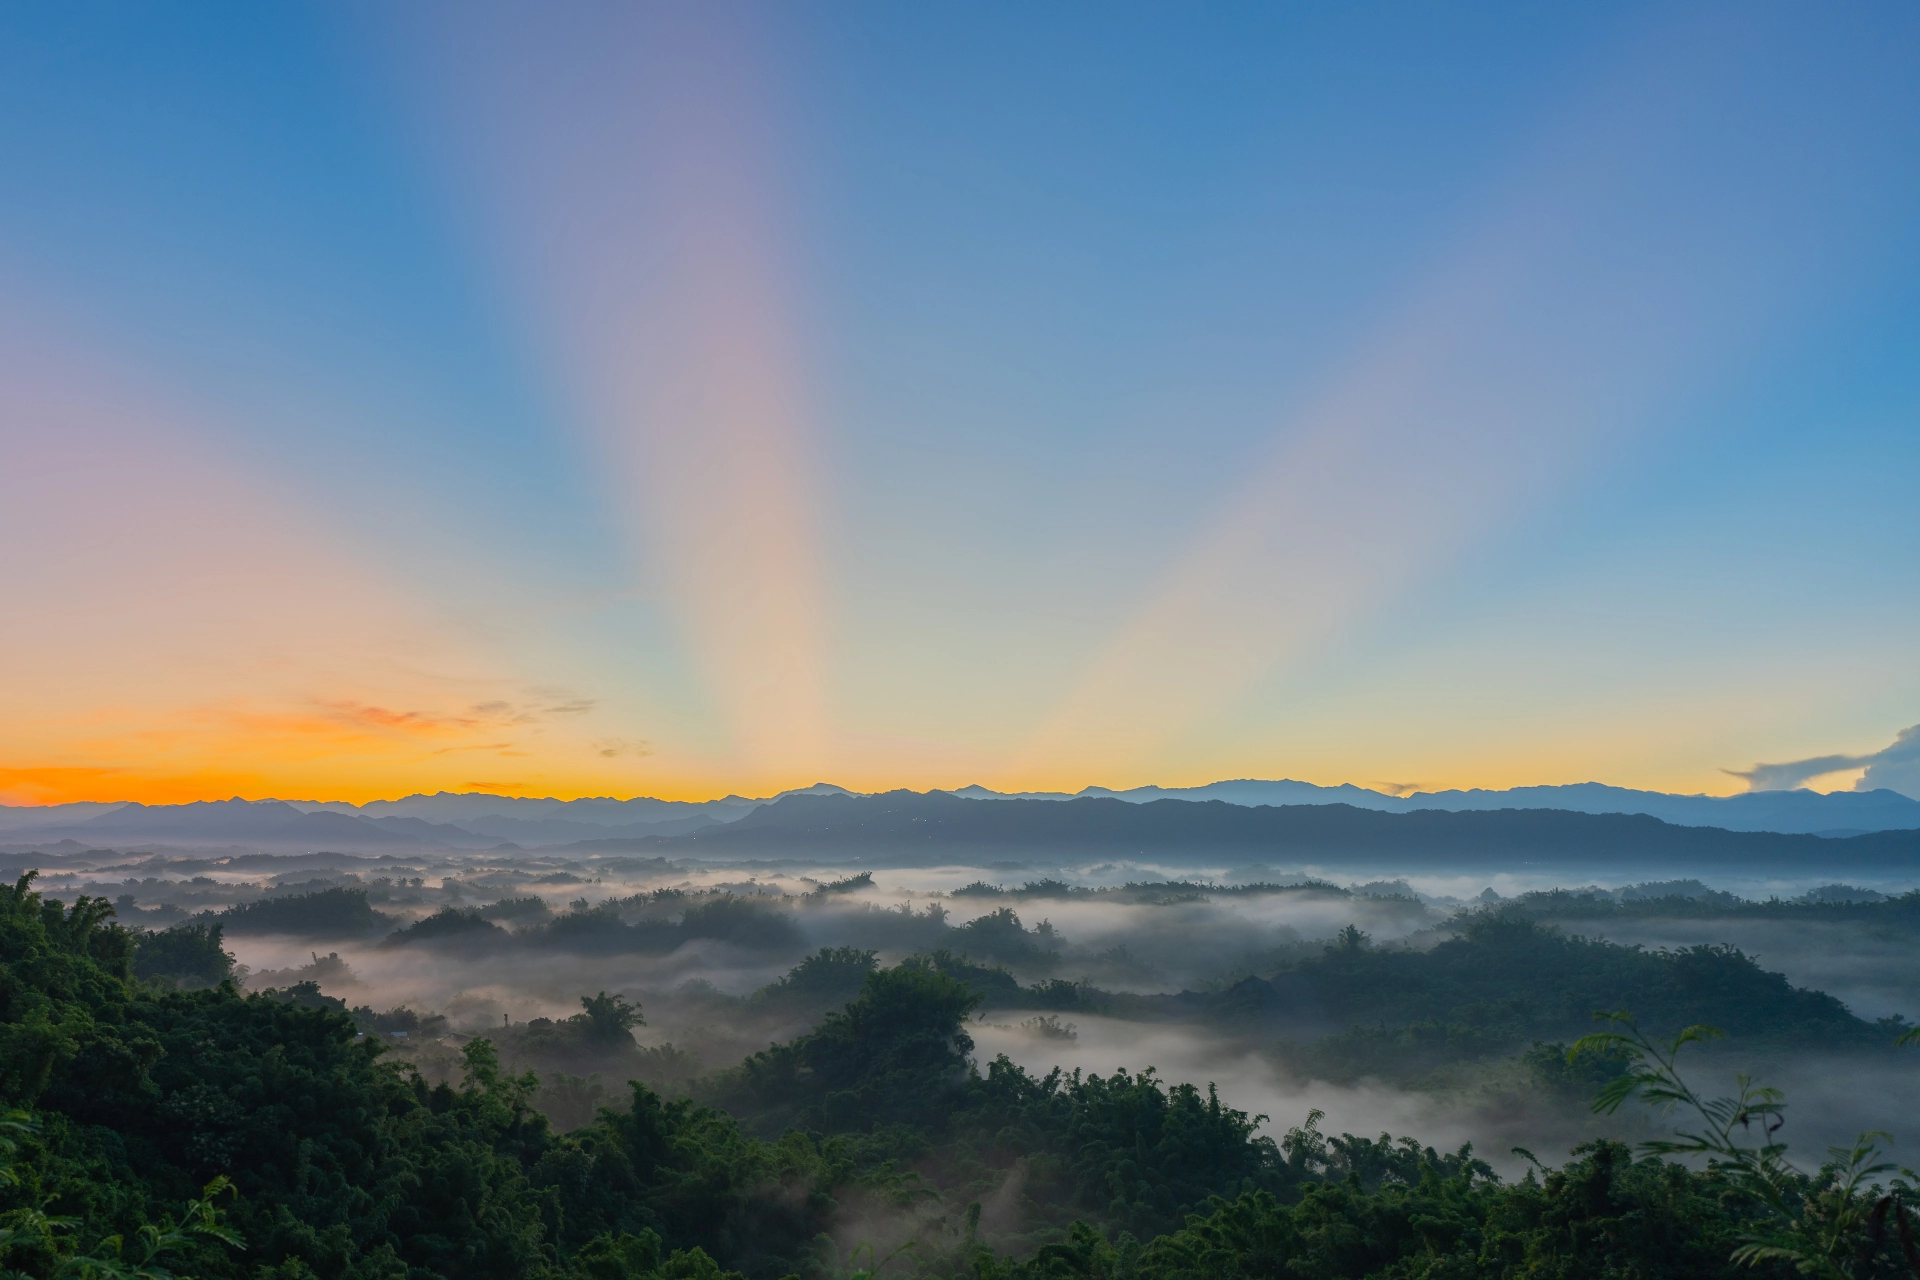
[{"x1": 8, "y1": 874, "x2": 1919, "y2": 1279}]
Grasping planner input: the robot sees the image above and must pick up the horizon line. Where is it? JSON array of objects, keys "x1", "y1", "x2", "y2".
[{"x1": 1, "y1": 776, "x2": 1906, "y2": 810}]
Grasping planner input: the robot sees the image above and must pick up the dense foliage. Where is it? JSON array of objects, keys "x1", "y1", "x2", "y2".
[
  {"x1": 131, "y1": 921, "x2": 235, "y2": 988},
  {"x1": 1250, "y1": 913, "x2": 1890, "y2": 1082},
  {"x1": 6, "y1": 874, "x2": 1917, "y2": 1280},
  {"x1": 205, "y1": 888, "x2": 395, "y2": 938}
]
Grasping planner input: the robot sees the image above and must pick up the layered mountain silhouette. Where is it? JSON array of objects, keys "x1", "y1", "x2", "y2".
[
  {"x1": 951, "y1": 779, "x2": 1920, "y2": 835},
  {"x1": 0, "y1": 785, "x2": 855, "y2": 850},
  {"x1": 0, "y1": 777, "x2": 1913, "y2": 855},
  {"x1": 35, "y1": 799, "x2": 486, "y2": 850},
  {"x1": 652, "y1": 790, "x2": 1920, "y2": 872}
]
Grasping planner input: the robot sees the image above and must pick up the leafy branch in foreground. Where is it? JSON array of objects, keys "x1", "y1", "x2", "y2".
[
  {"x1": 0, "y1": 1112, "x2": 34, "y2": 1191},
  {"x1": 1573, "y1": 1012, "x2": 1918, "y2": 1279},
  {"x1": 12, "y1": 1177, "x2": 240, "y2": 1279},
  {"x1": 0, "y1": 1108, "x2": 241, "y2": 1280}
]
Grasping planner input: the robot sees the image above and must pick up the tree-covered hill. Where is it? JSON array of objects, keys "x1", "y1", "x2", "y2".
[
  {"x1": 1165, "y1": 913, "x2": 1896, "y2": 1081},
  {"x1": 886, "y1": 913, "x2": 1898, "y2": 1083},
  {"x1": 6, "y1": 873, "x2": 1916, "y2": 1279},
  {"x1": 199, "y1": 886, "x2": 396, "y2": 938}
]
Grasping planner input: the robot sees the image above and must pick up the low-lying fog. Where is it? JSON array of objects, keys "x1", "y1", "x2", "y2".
[{"x1": 62, "y1": 845, "x2": 1920, "y2": 1179}]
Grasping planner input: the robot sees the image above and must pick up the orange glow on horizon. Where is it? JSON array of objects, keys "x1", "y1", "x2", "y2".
[{"x1": 0, "y1": 748, "x2": 1765, "y2": 809}]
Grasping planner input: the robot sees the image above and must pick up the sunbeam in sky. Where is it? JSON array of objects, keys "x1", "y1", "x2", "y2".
[
  {"x1": 1, "y1": 1, "x2": 1917, "y2": 803},
  {"x1": 378, "y1": 2, "x2": 832, "y2": 780},
  {"x1": 1012, "y1": 5, "x2": 1919, "y2": 784}
]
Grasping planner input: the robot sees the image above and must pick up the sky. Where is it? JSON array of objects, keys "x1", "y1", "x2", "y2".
[{"x1": 1, "y1": 1, "x2": 1917, "y2": 806}]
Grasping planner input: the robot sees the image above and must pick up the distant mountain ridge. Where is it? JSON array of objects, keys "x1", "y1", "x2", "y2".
[
  {"x1": 24, "y1": 798, "x2": 493, "y2": 851},
  {"x1": 0, "y1": 777, "x2": 1912, "y2": 852},
  {"x1": 950, "y1": 778, "x2": 1920, "y2": 834},
  {"x1": 0, "y1": 785, "x2": 857, "y2": 850},
  {"x1": 652, "y1": 790, "x2": 1920, "y2": 872}
]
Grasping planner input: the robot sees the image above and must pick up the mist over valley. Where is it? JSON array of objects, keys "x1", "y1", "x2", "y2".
[
  {"x1": 20, "y1": 785, "x2": 1920, "y2": 1182},
  {"x1": 13, "y1": 791, "x2": 1920, "y2": 1279}
]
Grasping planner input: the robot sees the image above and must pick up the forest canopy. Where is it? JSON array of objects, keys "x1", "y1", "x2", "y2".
[{"x1": 7, "y1": 872, "x2": 1920, "y2": 1280}]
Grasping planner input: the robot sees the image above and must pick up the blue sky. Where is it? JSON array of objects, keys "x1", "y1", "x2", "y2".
[{"x1": 1, "y1": 1, "x2": 1915, "y2": 802}]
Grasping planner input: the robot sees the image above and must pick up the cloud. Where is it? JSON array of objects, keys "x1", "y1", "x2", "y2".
[
  {"x1": 320, "y1": 702, "x2": 482, "y2": 735},
  {"x1": 1726, "y1": 724, "x2": 1920, "y2": 798},
  {"x1": 1859, "y1": 726, "x2": 1920, "y2": 798},
  {"x1": 593, "y1": 738, "x2": 655, "y2": 759},
  {"x1": 470, "y1": 696, "x2": 595, "y2": 726},
  {"x1": 316, "y1": 695, "x2": 598, "y2": 737}
]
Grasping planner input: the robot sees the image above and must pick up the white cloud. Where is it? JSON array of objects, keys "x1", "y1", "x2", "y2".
[{"x1": 1727, "y1": 724, "x2": 1920, "y2": 799}]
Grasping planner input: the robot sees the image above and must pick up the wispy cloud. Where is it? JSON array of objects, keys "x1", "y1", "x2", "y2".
[
  {"x1": 592, "y1": 738, "x2": 655, "y2": 759},
  {"x1": 1727, "y1": 724, "x2": 1920, "y2": 798},
  {"x1": 319, "y1": 702, "x2": 483, "y2": 735},
  {"x1": 320, "y1": 695, "x2": 597, "y2": 737}
]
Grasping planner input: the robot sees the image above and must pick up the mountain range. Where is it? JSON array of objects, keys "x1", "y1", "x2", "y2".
[
  {"x1": 646, "y1": 790, "x2": 1920, "y2": 872},
  {"x1": 0, "y1": 777, "x2": 1914, "y2": 854},
  {"x1": 954, "y1": 779, "x2": 1920, "y2": 834}
]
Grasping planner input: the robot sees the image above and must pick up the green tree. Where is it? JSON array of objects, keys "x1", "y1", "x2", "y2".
[
  {"x1": 1574, "y1": 1013, "x2": 1918, "y2": 1279},
  {"x1": 580, "y1": 993, "x2": 646, "y2": 1046}
]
